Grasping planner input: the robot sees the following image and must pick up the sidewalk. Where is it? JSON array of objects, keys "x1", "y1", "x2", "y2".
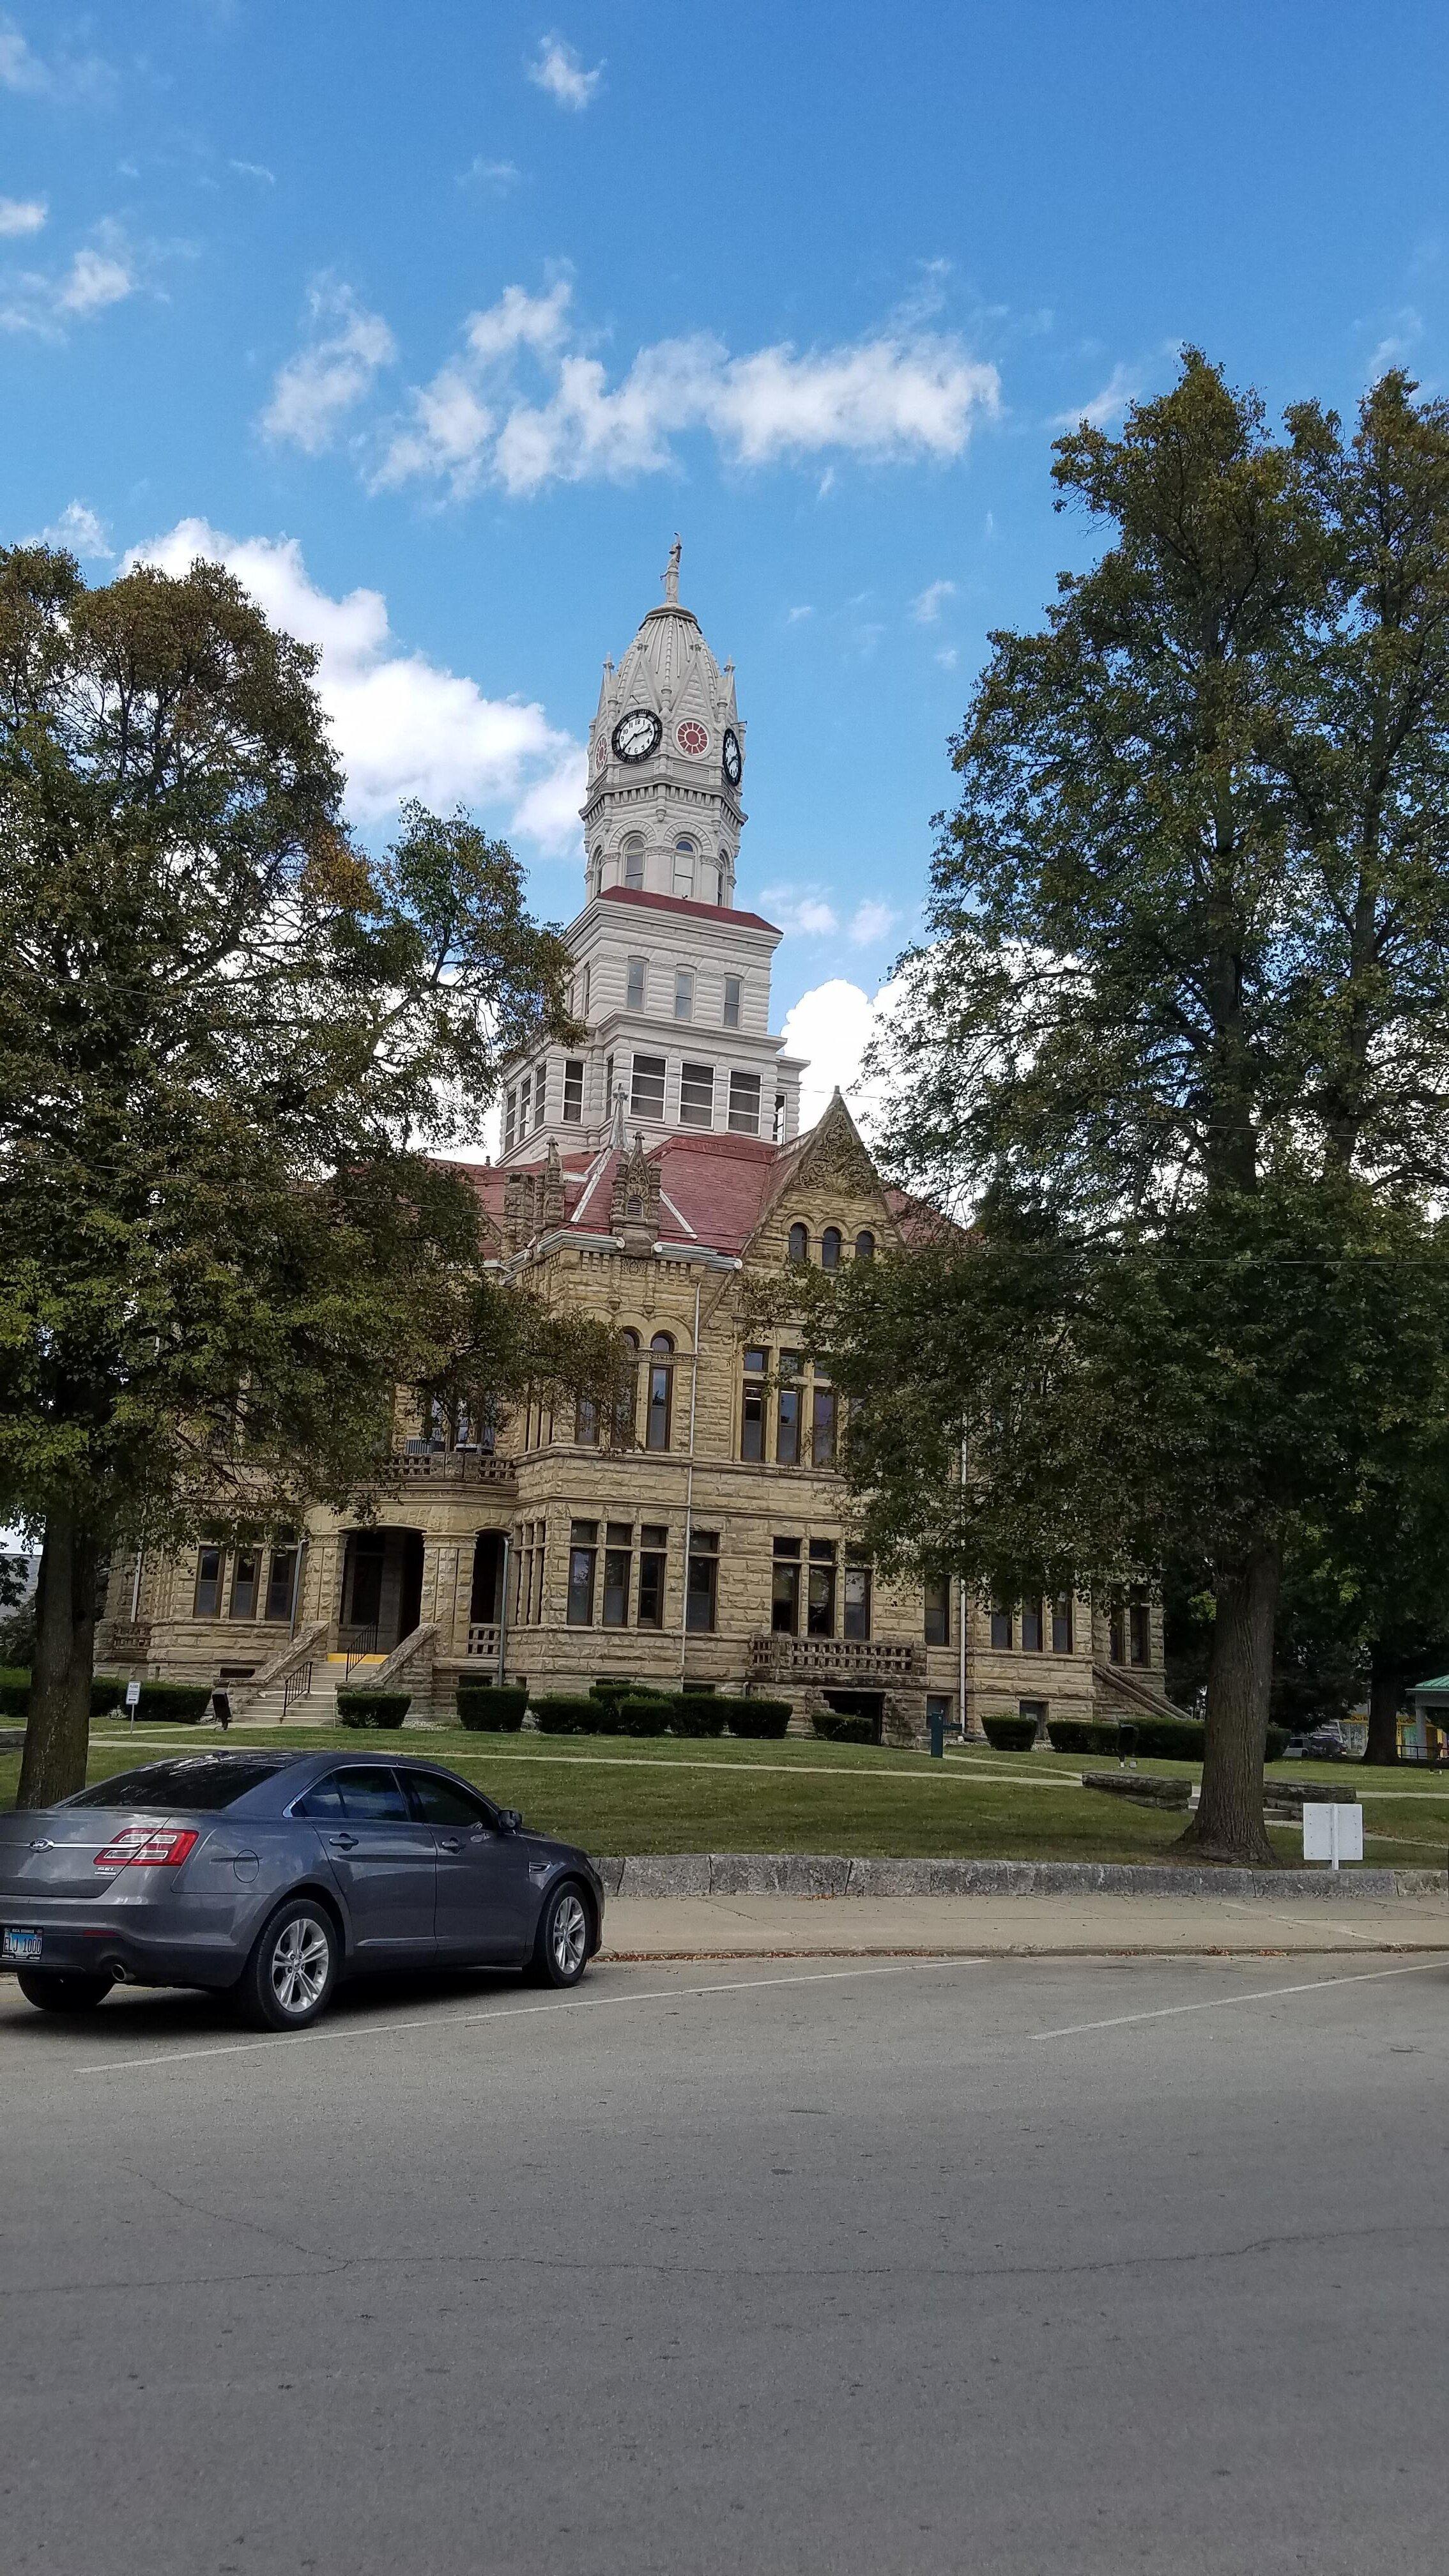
[{"x1": 600, "y1": 1888, "x2": 1449, "y2": 1959}]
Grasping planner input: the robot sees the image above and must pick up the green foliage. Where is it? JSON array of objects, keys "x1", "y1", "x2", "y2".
[
  {"x1": 337, "y1": 1690, "x2": 411, "y2": 1728},
  {"x1": 456, "y1": 1682, "x2": 526, "y2": 1732},
  {"x1": 982, "y1": 1715, "x2": 1039, "y2": 1751},
  {"x1": 532, "y1": 1695, "x2": 599, "y2": 1734},
  {"x1": 812, "y1": 1712, "x2": 875, "y2": 1745},
  {"x1": 618, "y1": 1695, "x2": 677, "y2": 1736},
  {"x1": 726, "y1": 1699, "x2": 793, "y2": 1739},
  {"x1": 671, "y1": 1695, "x2": 728, "y2": 1738},
  {"x1": 591, "y1": 1677, "x2": 670, "y2": 1701},
  {"x1": 1, "y1": 1670, "x2": 130, "y2": 1717},
  {"x1": 1045, "y1": 1719, "x2": 1121, "y2": 1756},
  {"x1": 1126, "y1": 1717, "x2": 1206, "y2": 1761},
  {"x1": 135, "y1": 1682, "x2": 213, "y2": 1724}
]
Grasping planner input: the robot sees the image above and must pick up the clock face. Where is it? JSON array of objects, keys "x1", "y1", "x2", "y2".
[
  {"x1": 612, "y1": 707, "x2": 663, "y2": 764},
  {"x1": 722, "y1": 726, "x2": 742, "y2": 787},
  {"x1": 675, "y1": 717, "x2": 709, "y2": 758}
]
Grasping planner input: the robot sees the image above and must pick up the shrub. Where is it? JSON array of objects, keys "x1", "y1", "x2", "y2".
[
  {"x1": 981, "y1": 1714, "x2": 1039, "y2": 1752},
  {"x1": 672, "y1": 1695, "x2": 728, "y2": 1738},
  {"x1": 1124, "y1": 1715, "x2": 1206, "y2": 1761},
  {"x1": 0, "y1": 1666, "x2": 29, "y2": 1717},
  {"x1": 136, "y1": 1682, "x2": 214, "y2": 1725},
  {"x1": 726, "y1": 1698, "x2": 792, "y2": 1739},
  {"x1": 812, "y1": 1712, "x2": 875, "y2": 1745},
  {"x1": 90, "y1": 1678, "x2": 125, "y2": 1716},
  {"x1": 1265, "y1": 1724, "x2": 1289, "y2": 1763},
  {"x1": 618, "y1": 1694, "x2": 676, "y2": 1736},
  {"x1": 336, "y1": 1689, "x2": 411, "y2": 1728},
  {"x1": 532, "y1": 1694, "x2": 599, "y2": 1734},
  {"x1": 1045, "y1": 1718, "x2": 1121, "y2": 1756},
  {"x1": 457, "y1": 1683, "x2": 526, "y2": 1732}
]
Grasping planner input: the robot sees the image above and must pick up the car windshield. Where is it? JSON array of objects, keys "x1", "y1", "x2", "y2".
[{"x1": 65, "y1": 1758, "x2": 294, "y2": 1812}]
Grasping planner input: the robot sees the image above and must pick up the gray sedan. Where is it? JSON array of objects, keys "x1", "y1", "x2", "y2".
[{"x1": 0, "y1": 1750, "x2": 604, "y2": 2029}]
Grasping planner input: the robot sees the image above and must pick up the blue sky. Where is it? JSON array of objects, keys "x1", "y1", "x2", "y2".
[{"x1": 4, "y1": 0, "x2": 1448, "y2": 1108}]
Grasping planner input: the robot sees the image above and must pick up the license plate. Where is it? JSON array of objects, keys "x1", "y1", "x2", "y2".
[{"x1": 3, "y1": 1928, "x2": 42, "y2": 1964}]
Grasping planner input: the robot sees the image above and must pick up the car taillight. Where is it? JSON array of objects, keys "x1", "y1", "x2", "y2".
[{"x1": 93, "y1": 1828, "x2": 199, "y2": 1869}]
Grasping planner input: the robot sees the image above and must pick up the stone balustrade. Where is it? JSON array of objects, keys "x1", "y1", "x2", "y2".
[{"x1": 747, "y1": 1634, "x2": 926, "y2": 1687}]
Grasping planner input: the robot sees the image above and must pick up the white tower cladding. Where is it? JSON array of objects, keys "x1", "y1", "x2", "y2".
[{"x1": 499, "y1": 541, "x2": 804, "y2": 1164}]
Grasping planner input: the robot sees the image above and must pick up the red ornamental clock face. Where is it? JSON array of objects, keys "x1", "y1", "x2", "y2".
[{"x1": 675, "y1": 717, "x2": 709, "y2": 757}]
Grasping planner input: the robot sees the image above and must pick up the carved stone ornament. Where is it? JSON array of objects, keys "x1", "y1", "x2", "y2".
[{"x1": 792, "y1": 1089, "x2": 881, "y2": 1199}]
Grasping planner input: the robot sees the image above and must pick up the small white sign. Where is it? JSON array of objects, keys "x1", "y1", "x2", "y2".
[
  {"x1": 124, "y1": 1680, "x2": 141, "y2": 1708},
  {"x1": 1303, "y1": 1803, "x2": 1363, "y2": 1867}
]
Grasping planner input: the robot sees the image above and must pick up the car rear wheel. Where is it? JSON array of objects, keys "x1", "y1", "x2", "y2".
[
  {"x1": 238, "y1": 1899, "x2": 339, "y2": 2031},
  {"x1": 15, "y1": 1968, "x2": 114, "y2": 2014},
  {"x1": 532, "y1": 1881, "x2": 592, "y2": 1989}
]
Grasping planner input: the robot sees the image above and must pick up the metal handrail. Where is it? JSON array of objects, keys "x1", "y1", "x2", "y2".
[
  {"x1": 342, "y1": 1625, "x2": 379, "y2": 1678},
  {"x1": 280, "y1": 1661, "x2": 314, "y2": 1721}
]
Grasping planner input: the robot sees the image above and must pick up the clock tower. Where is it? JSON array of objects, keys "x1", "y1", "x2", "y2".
[{"x1": 498, "y1": 541, "x2": 803, "y2": 1163}]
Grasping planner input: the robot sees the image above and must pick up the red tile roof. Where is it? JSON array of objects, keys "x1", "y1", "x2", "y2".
[{"x1": 596, "y1": 885, "x2": 780, "y2": 936}]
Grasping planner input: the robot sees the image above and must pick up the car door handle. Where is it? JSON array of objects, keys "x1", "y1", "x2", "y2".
[
  {"x1": 436, "y1": 1836, "x2": 462, "y2": 1853},
  {"x1": 329, "y1": 1832, "x2": 359, "y2": 1851}
]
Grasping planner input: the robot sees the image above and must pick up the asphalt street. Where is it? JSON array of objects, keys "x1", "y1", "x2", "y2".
[{"x1": 4, "y1": 1949, "x2": 1448, "y2": 2576}]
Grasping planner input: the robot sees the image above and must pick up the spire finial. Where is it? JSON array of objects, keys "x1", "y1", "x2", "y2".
[{"x1": 662, "y1": 533, "x2": 681, "y2": 605}]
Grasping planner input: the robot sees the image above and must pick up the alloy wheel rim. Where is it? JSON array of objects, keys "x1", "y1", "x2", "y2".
[
  {"x1": 271, "y1": 1917, "x2": 331, "y2": 2014},
  {"x1": 552, "y1": 1892, "x2": 587, "y2": 1977}
]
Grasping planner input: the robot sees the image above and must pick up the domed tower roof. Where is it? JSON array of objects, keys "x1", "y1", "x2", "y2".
[{"x1": 581, "y1": 538, "x2": 747, "y2": 899}]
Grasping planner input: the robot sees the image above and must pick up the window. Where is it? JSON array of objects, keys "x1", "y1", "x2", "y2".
[
  {"x1": 1130, "y1": 1600, "x2": 1152, "y2": 1666},
  {"x1": 811, "y1": 1380, "x2": 837, "y2": 1469},
  {"x1": 72, "y1": 1756, "x2": 293, "y2": 1812},
  {"x1": 741, "y1": 1348, "x2": 767, "y2": 1461},
  {"x1": 631, "y1": 1054, "x2": 666, "y2": 1119},
  {"x1": 807, "y1": 1538, "x2": 836, "y2": 1638},
  {"x1": 728, "y1": 1070, "x2": 762, "y2": 1135},
  {"x1": 602, "y1": 1522, "x2": 632, "y2": 1629},
  {"x1": 581, "y1": 962, "x2": 591, "y2": 1017},
  {"x1": 723, "y1": 975, "x2": 742, "y2": 1030},
  {"x1": 855, "y1": 1230, "x2": 876, "y2": 1262},
  {"x1": 686, "y1": 1528, "x2": 719, "y2": 1632},
  {"x1": 266, "y1": 1548, "x2": 298, "y2": 1622},
  {"x1": 533, "y1": 1070, "x2": 545, "y2": 1131},
  {"x1": 926, "y1": 1694, "x2": 953, "y2": 1738},
  {"x1": 990, "y1": 1603, "x2": 1013, "y2": 1650},
  {"x1": 611, "y1": 1331, "x2": 640, "y2": 1447},
  {"x1": 589, "y1": 849, "x2": 602, "y2": 899},
  {"x1": 604, "y1": 1053, "x2": 615, "y2": 1118},
  {"x1": 771, "y1": 1537, "x2": 801, "y2": 1634},
  {"x1": 776, "y1": 1354, "x2": 801, "y2": 1466},
  {"x1": 673, "y1": 838, "x2": 695, "y2": 898},
  {"x1": 843, "y1": 1553, "x2": 872, "y2": 1641},
  {"x1": 924, "y1": 1577, "x2": 951, "y2": 1647},
  {"x1": 194, "y1": 1546, "x2": 224, "y2": 1618},
  {"x1": 821, "y1": 1227, "x2": 843, "y2": 1272},
  {"x1": 788, "y1": 1223, "x2": 810, "y2": 1265},
  {"x1": 574, "y1": 1393, "x2": 599, "y2": 1446},
  {"x1": 646, "y1": 1333, "x2": 674, "y2": 1450},
  {"x1": 403, "y1": 1771, "x2": 494, "y2": 1828},
  {"x1": 1052, "y1": 1594, "x2": 1073, "y2": 1655},
  {"x1": 680, "y1": 1061, "x2": 714, "y2": 1127},
  {"x1": 622, "y1": 834, "x2": 645, "y2": 890},
  {"x1": 518, "y1": 1071, "x2": 531, "y2": 1135},
  {"x1": 335, "y1": 1766, "x2": 410, "y2": 1822},
  {"x1": 567, "y1": 1521, "x2": 598, "y2": 1627},
  {"x1": 1021, "y1": 1598, "x2": 1044, "y2": 1653},
  {"x1": 638, "y1": 1524, "x2": 668, "y2": 1629},
  {"x1": 503, "y1": 1089, "x2": 517, "y2": 1153},
  {"x1": 563, "y1": 1058, "x2": 585, "y2": 1123},
  {"x1": 230, "y1": 1551, "x2": 259, "y2": 1620},
  {"x1": 674, "y1": 967, "x2": 694, "y2": 1022},
  {"x1": 626, "y1": 956, "x2": 647, "y2": 1011},
  {"x1": 1109, "y1": 1598, "x2": 1127, "y2": 1663}
]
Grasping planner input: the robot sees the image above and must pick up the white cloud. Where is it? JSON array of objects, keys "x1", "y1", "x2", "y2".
[
  {"x1": 0, "y1": 194, "x2": 45, "y2": 236},
  {"x1": 38, "y1": 498, "x2": 110, "y2": 558},
  {"x1": 459, "y1": 156, "x2": 521, "y2": 192},
  {"x1": 0, "y1": 13, "x2": 109, "y2": 100},
  {"x1": 125, "y1": 519, "x2": 585, "y2": 852},
  {"x1": 848, "y1": 899, "x2": 898, "y2": 947},
  {"x1": 762, "y1": 885, "x2": 839, "y2": 939},
  {"x1": 786, "y1": 603, "x2": 813, "y2": 624},
  {"x1": 0, "y1": 15, "x2": 47, "y2": 91},
  {"x1": 0, "y1": 218, "x2": 138, "y2": 334},
  {"x1": 910, "y1": 577, "x2": 954, "y2": 624},
  {"x1": 56, "y1": 242, "x2": 131, "y2": 314},
  {"x1": 229, "y1": 158, "x2": 276, "y2": 185},
  {"x1": 376, "y1": 281, "x2": 1000, "y2": 500},
  {"x1": 935, "y1": 645, "x2": 958, "y2": 670},
  {"x1": 781, "y1": 977, "x2": 901, "y2": 1134},
  {"x1": 526, "y1": 34, "x2": 602, "y2": 111},
  {"x1": 1053, "y1": 360, "x2": 1142, "y2": 431},
  {"x1": 1367, "y1": 307, "x2": 1424, "y2": 378},
  {"x1": 261, "y1": 279, "x2": 397, "y2": 455}
]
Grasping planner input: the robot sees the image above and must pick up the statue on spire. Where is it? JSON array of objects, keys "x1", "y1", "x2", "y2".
[{"x1": 662, "y1": 533, "x2": 681, "y2": 605}]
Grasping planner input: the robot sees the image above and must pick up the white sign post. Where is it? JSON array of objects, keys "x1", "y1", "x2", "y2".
[
  {"x1": 125, "y1": 1678, "x2": 141, "y2": 1732},
  {"x1": 1303, "y1": 1802, "x2": 1363, "y2": 1871}
]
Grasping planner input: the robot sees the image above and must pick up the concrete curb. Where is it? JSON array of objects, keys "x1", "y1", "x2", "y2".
[{"x1": 591, "y1": 1853, "x2": 1446, "y2": 1901}]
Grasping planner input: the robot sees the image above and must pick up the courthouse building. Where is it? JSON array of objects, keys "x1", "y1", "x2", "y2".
[{"x1": 100, "y1": 548, "x2": 1167, "y2": 1740}]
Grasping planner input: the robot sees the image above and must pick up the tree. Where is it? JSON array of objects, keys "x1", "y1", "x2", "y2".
[
  {"x1": 0, "y1": 545, "x2": 612, "y2": 1806},
  {"x1": 842, "y1": 355, "x2": 1449, "y2": 1862}
]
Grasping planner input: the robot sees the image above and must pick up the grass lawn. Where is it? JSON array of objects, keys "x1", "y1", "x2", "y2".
[{"x1": 3, "y1": 1724, "x2": 1447, "y2": 1867}]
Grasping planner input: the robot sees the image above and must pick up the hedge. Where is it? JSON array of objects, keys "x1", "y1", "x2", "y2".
[
  {"x1": 136, "y1": 1682, "x2": 214, "y2": 1724},
  {"x1": 1121, "y1": 1715, "x2": 1204, "y2": 1761},
  {"x1": 591, "y1": 1676, "x2": 671, "y2": 1704},
  {"x1": 1265, "y1": 1724, "x2": 1289, "y2": 1763},
  {"x1": 1045, "y1": 1719, "x2": 1121, "y2": 1756},
  {"x1": 337, "y1": 1690, "x2": 411, "y2": 1728},
  {"x1": 1, "y1": 1669, "x2": 130, "y2": 1718},
  {"x1": 725, "y1": 1698, "x2": 793, "y2": 1740},
  {"x1": 671, "y1": 1694, "x2": 728, "y2": 1738},
  {"x1": 981, "y1": 1714, "x2": 1039, "y2": 1752},
  {"x1": 812, "y1": 1712, "x2": 875, "y2": 1745},
  {"x1": 533, "y1": 1694, "x2": 600, "y2": 1734},
  {"x1": 616, "y1": 1694, "x2": 677, "y2": 1736},
  {"x1": 456, "y1": 1683, "x2": 527, "y2": 1732}
]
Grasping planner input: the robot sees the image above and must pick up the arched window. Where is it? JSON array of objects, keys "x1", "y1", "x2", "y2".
[
  {"x1": 855, "y1": 1229, "x2": 876, "y2": 1262},
  {"x1": 611, "y1": 1331, "x2": 640, "y2": 1447},
  {"x1": 589, "y1": 847, "x2": 603, "y2": 898},
  {"x1": 646, "y1": 1333, "x2": 675, "y2": 1450},
  {"x1": 821, "y1": 1227, "x2": 842, "y2": 1271},
  {"x1": 673, "y1": 836, "x2": 696, "y2": 899},
  {"x1": 621, "y1": 833, "x2": 645, "y2": 891},
  {"x1": 788, "y1": 1223, "x2": 810, "y2": 1266}
]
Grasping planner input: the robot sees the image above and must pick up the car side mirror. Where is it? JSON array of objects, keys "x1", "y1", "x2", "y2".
[{"x1": 498, "y1": 1808, "x2": 523, "y2": 1835}]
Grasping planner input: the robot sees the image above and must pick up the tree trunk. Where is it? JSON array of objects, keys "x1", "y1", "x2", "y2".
[
  {"x1": 1178, "y1": 1540, "x2": 1280, "y2": 1866},
  {"x1": 1363, "y1": 1643, "x2": 1402, "y2": 1767},
  {"x1": 17, "y1": 1510, "x2": 100, "y2": 1809}
]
